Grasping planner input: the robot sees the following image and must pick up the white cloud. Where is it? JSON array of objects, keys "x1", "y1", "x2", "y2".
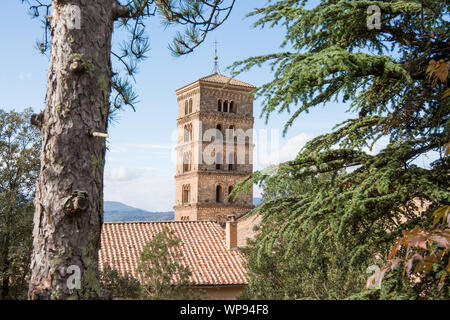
[
  {"x1": 256, "y1": 132, "x2": 313, "y2": 168},
  {"x1": 18, "y1": 72, "x2": 32, "y2": 81},
  {"x1": 362, "y1": 136, "x2": 389, "y2": 156},
  {"x1": 104, "y1": 175, "x2": 174, "y2": 212},
  {"x1": 130, "y1": 143, "x2": 175, "y2": 150},
  {"x1": 108, "y1": 146, "x2": 128, "y2": 154},
  {"x1": 278, "y1": 133, "x2": 312, "y2": 162},
  {"x1": 104, "y1": 167, "x2": 146, "y2": 182}
]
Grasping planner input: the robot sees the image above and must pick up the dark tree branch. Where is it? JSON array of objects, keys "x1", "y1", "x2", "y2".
[{"x1": 112, "y1": 0, "x2": 130, "y2": 20}]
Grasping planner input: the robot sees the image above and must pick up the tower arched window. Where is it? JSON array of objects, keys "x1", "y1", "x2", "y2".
[
  {"x1": 184, "y1": 125, "x2": 188, "y2": 142},
  {"x1": 228, "y1": 152, "x2": 235, "y2": 171},
  {"x1": 228, "y1": 186, "x2": 234, "y2": 203},
  {"x1": 216, "y1": 151, "x2": 222, "y2": 170},
  {"x1": 185, "y1": 100, "x2": 188, "y2": 115},
  {"x1": 216, "y1": 185, "x2": 223, "y2": 203},
  {"x1": 189, "y1": 98, "x2": 193, "y2": 113},
  {"x1": 184, "y1": 124, "x2": 192, "y2": 142},
  {"x1": 218, "y1": 99, "x2": 222, "y2": 112},
  {"x1": 223, "y1": 100, "x2": 228, "y2": 112},
  {"x1": 229, "y1": 101, "x2": 234, "y2": 113},
  {"x1": 227, "y1": 125, "x2": 235, "y2": 141},
  {"x1": 183, "y1": 151, "x2": 191, "y2": 172},
  {"x1": 215, "y1": 124, "x2": 223, "y2": 141},
  {"x1": 182, "y1": 152, "x2": 188, "y2": 172},
  {"x1": 182, "y1": 184, "x2": 191, "y2": 204}
]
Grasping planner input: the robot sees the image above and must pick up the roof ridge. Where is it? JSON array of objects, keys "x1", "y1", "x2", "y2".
[
  {"x1": 198, "y1": 72, "x2": 223, "y2": 80},
  {"x1": 198, "y1": 73, "x2": 256, "y2": 88},
  {"x1": 175, "y1": 72, "x2": 255, "y2": 92},
  {"x1": 103, "y1": 220, "x2": 218, "y2": 224}
]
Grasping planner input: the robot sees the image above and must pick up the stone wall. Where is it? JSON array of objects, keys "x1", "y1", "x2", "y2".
[
  {"x1": 199, "y1": 85, "x2": 253, "y2": 116},
  {"x1": 196, "y1": 205, "x2": 252, "y2": 222},
  {"x1": 237, "y1": 213, "x2": 262, "y2": 248},
  {"x1": 174, "y1": 205, "x2": 198, "y2": 221},
  {"x1": 198, "y1": 285, "x2": 246, "y2": 300}
]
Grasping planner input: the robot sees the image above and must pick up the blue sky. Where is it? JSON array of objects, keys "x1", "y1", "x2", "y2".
[{"x1": 1, "y1": 0, "x2": 356, "y2": 211}]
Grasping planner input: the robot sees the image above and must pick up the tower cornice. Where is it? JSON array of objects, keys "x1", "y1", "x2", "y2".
[
  {"x1": 177, "y1": 111, "x2": 254, "y2": 125},
  {"x1": 176, "y1": 73, "x2": 255, "y2": 98},
  {"x1": 175, "y1": 171, "x2": 251, "y2": 179},
  {"x1": 174, "y1": 203, "x2": 255, "y2": 210}
]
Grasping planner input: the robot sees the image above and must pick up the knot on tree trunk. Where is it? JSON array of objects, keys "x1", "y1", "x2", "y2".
[
  {"x1": 30, "y1": 112, "x2": 44, "y2": 129},
  {"x1": 112, "y1": 1, "x2": 130, "y2": 20},
  {"x1": 62, "y1": 190, "x2": 89, "y2": 215},
  {"x1": 70, "y1": 60, "x2": 83, "y2": 72},
  {"x1": 69, "y1": 54, "x2": 94, "y2": 76}
]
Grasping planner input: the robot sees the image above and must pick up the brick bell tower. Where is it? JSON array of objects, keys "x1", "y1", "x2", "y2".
[{"x1": 173, "y1": 73, "x2": 255, "y2": 221}]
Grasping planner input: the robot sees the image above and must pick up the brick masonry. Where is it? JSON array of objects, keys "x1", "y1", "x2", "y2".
[
  {"x1": 174, "y1": 74, "x2": 255, "y2": 222},
  {"x1": 237, "y1": 213, "x2": 262, "y2": 247}
]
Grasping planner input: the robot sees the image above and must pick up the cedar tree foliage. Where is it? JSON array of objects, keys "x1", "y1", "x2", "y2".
[{"x1": 231, "y1": 0, "x2": 449, "y2": 299}]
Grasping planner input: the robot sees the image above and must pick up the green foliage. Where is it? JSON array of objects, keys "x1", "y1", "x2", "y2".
[
  {"x1": 372, "y1": 113, "x2": 449, "y2": 298},
  {"x1": 137, "y1": 228, "x2": 203, "y2": 300},
  {"x1": 232, "y1": 0, "x2": 449, "y2": 299},
  {"x1": 100, "y1": 265, "x2": 142, "y2": 300},
  {"x1": 240, "y1": 173, "x2": 367, "y2": 300},
  {"x1": 241, "y1": 233, "x2": 370, "y2": 300},
  {"x1": 0, "y1": 108, "x2": 40, "y2": 299}
]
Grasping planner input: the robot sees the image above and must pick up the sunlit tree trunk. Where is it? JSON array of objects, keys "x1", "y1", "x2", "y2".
[{"x1": 28, "y1": 0, "x2": 126, "y2": 299}]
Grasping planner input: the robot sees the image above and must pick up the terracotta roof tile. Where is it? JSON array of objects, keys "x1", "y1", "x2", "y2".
[{"x1": 99, "y1": 221, "x2": 248, "y2": 286}]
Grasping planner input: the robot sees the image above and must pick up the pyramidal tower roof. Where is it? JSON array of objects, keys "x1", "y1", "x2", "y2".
[
  {"x1": 176, "y1": 73, "x2": 256, "y2": 93},
  {"x1": 199, "y1": 73, "x2": 256, "y2": 88}
]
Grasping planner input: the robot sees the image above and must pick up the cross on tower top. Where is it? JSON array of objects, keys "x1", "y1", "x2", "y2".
[{"x1": 213, "y1": 40, "x2": 220, "y2": 74}]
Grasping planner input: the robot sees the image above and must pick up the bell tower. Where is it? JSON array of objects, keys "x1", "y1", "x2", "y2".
[{"x1": 174, "y1": 73, "x2": 255, "y2": 221}]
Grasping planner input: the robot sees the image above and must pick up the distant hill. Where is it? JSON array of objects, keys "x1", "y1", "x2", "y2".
[
  {"x1": 104, "y1": 199, "x2": 264, "y2": 222},
  {"x1": 104, "y1": 201, "x2": 174, "y2": 222}
]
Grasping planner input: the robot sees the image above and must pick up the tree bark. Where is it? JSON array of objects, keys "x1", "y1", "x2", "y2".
[{"x1": 28, "y1": 0, "x2": 117, "y2": 299}]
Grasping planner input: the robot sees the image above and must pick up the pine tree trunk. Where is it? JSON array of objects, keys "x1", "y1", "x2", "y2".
[{"x1": 28, "y1": 0, "x2": 123, "y2": 299}]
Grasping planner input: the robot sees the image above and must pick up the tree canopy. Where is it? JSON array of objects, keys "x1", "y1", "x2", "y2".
[
  {"x1": 0, "y1": 108, "x2": 40, "y2": 299},
  {"x1": 232, "y1": 0, "x2": 449, "y2": 299}
]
